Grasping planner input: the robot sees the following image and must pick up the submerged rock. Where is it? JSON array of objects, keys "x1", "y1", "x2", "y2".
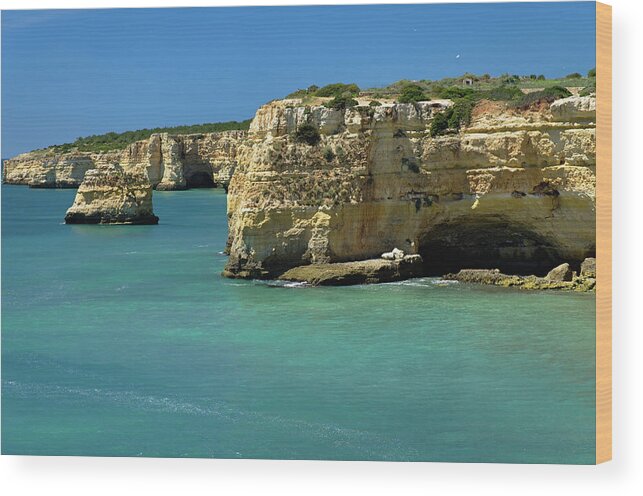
[
  {"x1": 64, "y1": 163, "x2": 159, "y2": 225},
  {"x1": 277, "y1": 255, "x2": 423, "y2": 286}
]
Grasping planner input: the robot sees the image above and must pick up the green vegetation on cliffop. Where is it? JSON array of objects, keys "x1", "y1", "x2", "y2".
[
  {"x1": 510, "y1": 85, "x2": 572, "y2": 110},
  {"x1": 48, "y1": 120, "x2": 252, "y2": 153},
  {"x1": 397, "y1": 83, "x2": 430, "y2": 104},
  {"x1": 360, "y1": 71, "x2": 595, "y2": 97},
  {"x1": 324, "y1": 94, "x2": 359, "y2": 110},
  {"x1": 40, "y1": 71, "x2": 595, "y2": 155},
  {"x1": 286, "y1": 82, "x2": 360, "y2": 101}
]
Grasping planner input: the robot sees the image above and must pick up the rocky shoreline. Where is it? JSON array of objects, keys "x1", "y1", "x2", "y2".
[
  {"x1": 278, "y1": 253, "x2": 424, "y2": 286},
  {"x1": 442, "y1": 258, "x2": 596, "y2": 292}
]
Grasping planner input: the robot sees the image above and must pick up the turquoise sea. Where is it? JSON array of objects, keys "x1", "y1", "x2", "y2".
[{"x1": 1, "y1": 184, "x2": 596, "y2": 463}]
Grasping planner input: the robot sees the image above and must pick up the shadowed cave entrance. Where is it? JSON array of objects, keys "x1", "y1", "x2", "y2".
[
  {"x1": 186, "y1": 171, "x2": 216, "y2": 188},
  {"x1": 418, "y1": 220, "x2": 572, "y2": 276}
]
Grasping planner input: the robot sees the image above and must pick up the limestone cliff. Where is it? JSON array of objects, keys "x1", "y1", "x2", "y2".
[
  {"x1": 224, "y1": 95, "x2": 596, "y2": 278},
  {"x1": 64, "y1": 163, "x2": 158, "y2": 224},
  {"x1": 3, "y1": 131, "x2": 246, "y2": 191}
]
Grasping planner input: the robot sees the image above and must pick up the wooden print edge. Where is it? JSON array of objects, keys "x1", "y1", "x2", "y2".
[{"x1": 595, "y1": 1, "x2": 612, "y2": 465}]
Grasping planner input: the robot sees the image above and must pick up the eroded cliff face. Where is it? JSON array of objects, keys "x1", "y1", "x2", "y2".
[
  {"x1": 64, "y1": 163, "x2": 158, "y2": 224},
  {"x1": 3, "y1": 131, "x2": 247, "y2": 190},
  {"x1": 224, "y1": 96, "x2": 596, "y2": 278}
]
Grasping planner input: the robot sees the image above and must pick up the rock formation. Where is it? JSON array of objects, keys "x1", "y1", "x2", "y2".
[
  {"x1": 64, "y1": 163, "x2": 159, "y2": 225},
  {"x1": 545, "y1": 262, "x2": 573, "y2": 282},
  {"x1": 2, "y1": 152, "x2": 96, "y2": 188},
  {"x1": 224, "y1": 96, "x2": 596, "y2": 279},
  {"x1": 443, "y1": 257, "x2": 597, "y2": 291},
  {"x1": 277, "y1": 254, "x2": 423, "y2": 286},
  {"x1": 580, "y1": 257, "x2": 596, "y2": 278},
  {"x1": 4, "y1": 131, "x2": 246, "y2": 191},
  {"x1": 6, "y1": 90, "x2": 598, "y2": 285}
]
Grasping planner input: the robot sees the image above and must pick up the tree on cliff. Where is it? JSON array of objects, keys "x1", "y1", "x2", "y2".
[
  {"x1": 324, "y1": 95, "x2": 358, "y2": 111},
  {"x1": 397, "y1": 84, "x2": 429, "y2": 103},
  {"x1": 315, "y1": 83, "x2": 360, "y2": 98},
  {"x1": 294, "y1": 123, "x2": 321, "y2": 146}
]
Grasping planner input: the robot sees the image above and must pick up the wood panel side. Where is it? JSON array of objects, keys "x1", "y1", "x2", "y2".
[{"x1": 595, "y1": 1, "x2": 612, "y2": 465}]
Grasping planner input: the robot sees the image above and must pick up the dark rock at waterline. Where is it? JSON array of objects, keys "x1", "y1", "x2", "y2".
[
  {"x1": 277, "y1": 255, "x2": 424, "y2": 286},
  {"x1": 64, "y1": 211, "x2": 159, "y2": 225}
]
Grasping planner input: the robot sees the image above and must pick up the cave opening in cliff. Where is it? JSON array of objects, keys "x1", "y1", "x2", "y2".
[
  {"x1": 186, "y1": 172, "x2": 216, "y2": 188},
  {"x1": 418, "y1": 219, "x2": 570, "y2": 276}
]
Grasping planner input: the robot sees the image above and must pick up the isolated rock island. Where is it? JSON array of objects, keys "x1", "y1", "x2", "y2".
[{"x1": 64, "y1": 163, "x2": 159, "y2": 225}]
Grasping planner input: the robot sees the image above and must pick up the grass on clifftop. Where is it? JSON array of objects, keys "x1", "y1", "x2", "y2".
[
  {"x1": 286, "y1": 71, "x2": 595, "y2": 103},
  {"x1": 48, "y1": 120, "x2": 252, "y2": 153},
  {"x1": 37, "y1": 71, "x2": 595, "y2": 155}
]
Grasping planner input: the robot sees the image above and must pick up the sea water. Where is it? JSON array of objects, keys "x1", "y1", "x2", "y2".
[{"x1": 1, "y1": 185, "x2": 596, "y2": 463}]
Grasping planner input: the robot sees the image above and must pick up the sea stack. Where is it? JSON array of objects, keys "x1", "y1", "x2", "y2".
[{"x1": 64, "y1": 163, "x2": 159, "y2": 225}]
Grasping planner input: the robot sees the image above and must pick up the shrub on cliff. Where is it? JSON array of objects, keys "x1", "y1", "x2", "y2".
[
  {"x1": 579, "y1": 85, "x2": 596, "y2": 97},
  {"x1": 50, "y1": 120, "x2": 252, "y2": 153},
  {"x1": 397, "y1": 84, "x2": 429, "y2": 103},
  {"x1": 512, "y1": 85, "x2": 572, "y2": 110},
  {"x1": 315, "y1": 83, "x2": 360, "y2": 98},
  {"x1": 435, "y1": 86, "x2": 474, "y2": 99},
  {"x1": 479, "y1": 85, "x2": 523, "y2": 102},
  {"x1": 429, "y1": 98, "x2": 475, "y2": 137},
  {"x1": 565, "y1": 72, "x2": 583, "y2": 79},
  {"x1": 294, "y1": 123, "x2": 321, "y2": 146},
  {"x1": 369, "y1": 100, "x2": 382, "y2": 107},
  {"x1": 501, "y1": 74, "x2": 521, "y2": 84},
  {"x1": 324, "y1": 95, "x2": 358, "y2": 111},
  {"x1": 587, "y1": 67, "x2": 596, "y2": 78},
  {"x1": 323, "y1": 146, "x2": 335, "y2": 162},
  {"x1": 285, "y1": 84, "x2": 320, "y2": 99},
  {"x1": 448, "y1": 97, "x2": 476, "y2": 129},
  {"x1": 429, "y1": 111, "x2": 450, "y2": 137}
]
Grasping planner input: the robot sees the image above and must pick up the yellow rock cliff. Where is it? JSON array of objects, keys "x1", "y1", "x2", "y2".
[{"x1": 224, "y1": 95, "x2": 596, "y2": 278}]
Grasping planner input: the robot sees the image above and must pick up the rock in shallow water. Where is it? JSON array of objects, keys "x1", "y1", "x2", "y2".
[
  {"x1": 443, "y1": 258, "x2": 597, "y2": 292},
  {"x1": 580, "y1": 257, "x2": 596, "y2": 278},
  {"x1": 277, "y1": 255, "x2": 423, "y2": 286},
  {"x1": 64, "y1": 163, "x2": 159, "y2": 225},
  {"x1": 545, "y1": 263, "x2": 573, "y2": 282}
]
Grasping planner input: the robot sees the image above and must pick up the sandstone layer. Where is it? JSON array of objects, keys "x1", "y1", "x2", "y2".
[
  {"x1": 64, "y1": 163, "x2": 158, "y2": 225},
  {"x1": 224, "y1": 96, "x2": 596, "y2": 279},
  {"x1": 4, "y1": 131, "x2": 246, "y2": 191}
]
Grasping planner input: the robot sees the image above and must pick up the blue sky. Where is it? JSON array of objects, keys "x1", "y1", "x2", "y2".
[{"x1": 1, "y1": 2, "x2": 596, "y2": 157}]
